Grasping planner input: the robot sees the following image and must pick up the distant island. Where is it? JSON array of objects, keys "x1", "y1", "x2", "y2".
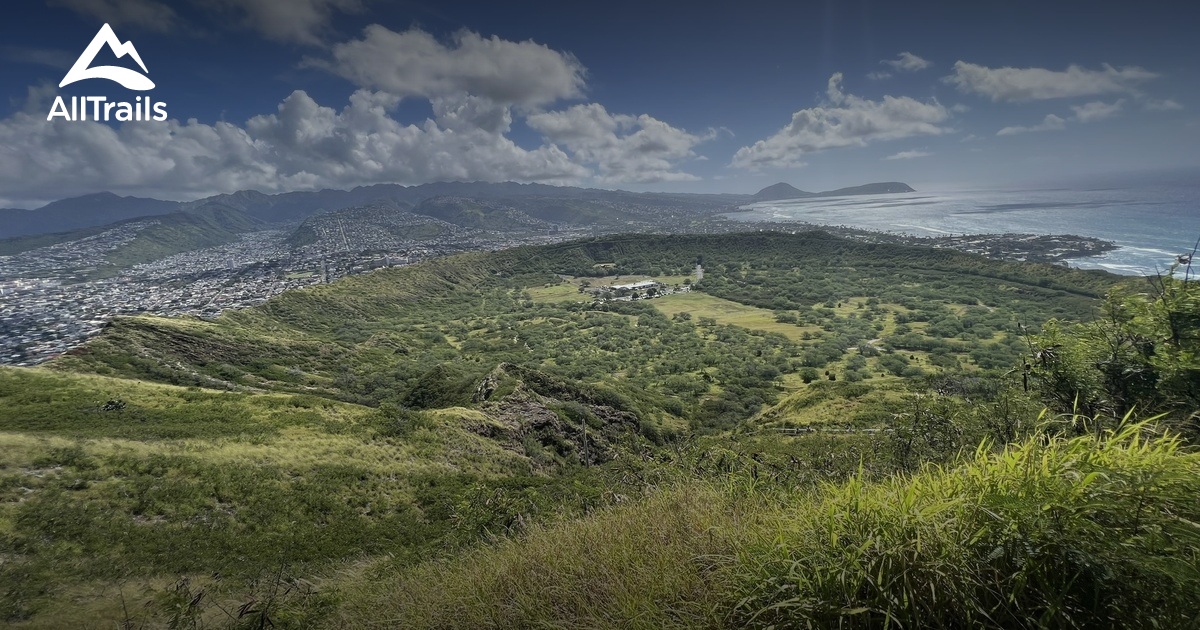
[{"x1": 751, "y1": 181, "x2": 916, "y2": 202}]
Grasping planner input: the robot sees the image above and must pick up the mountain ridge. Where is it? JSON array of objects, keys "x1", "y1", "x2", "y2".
[
  {"x1": 752, "y1": 181, "x2": 916, "y2": 202},
  {"x1": 3, "y1": 179, "x2": 905, "y2": 239}
]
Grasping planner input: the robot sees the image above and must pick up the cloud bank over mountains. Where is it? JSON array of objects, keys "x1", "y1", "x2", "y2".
[
  {"x1": 0, "y1": 0, "x2": 1189, "y2": 205},
  {"x1": 0, "y1": 22, "x2": 716, "y2": 204}
]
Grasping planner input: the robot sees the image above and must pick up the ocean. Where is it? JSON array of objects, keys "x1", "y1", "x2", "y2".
[{"x1": 728, "y1": 174, "x2": 1200, "y2": 276}]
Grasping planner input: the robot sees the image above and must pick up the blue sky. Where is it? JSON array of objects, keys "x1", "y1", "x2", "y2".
[{"x1": 0, "y1": 0, "x2": 1196, "y2": 206}]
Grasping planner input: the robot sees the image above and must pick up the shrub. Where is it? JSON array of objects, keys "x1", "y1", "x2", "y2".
[{"x1": 733, "y1": 422, "x2": 1200, "y2": 629}]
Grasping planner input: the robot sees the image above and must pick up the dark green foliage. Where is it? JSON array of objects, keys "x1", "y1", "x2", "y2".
[{"x1": 1028, "y1": 270, "x2": 1200, "y2": 434}]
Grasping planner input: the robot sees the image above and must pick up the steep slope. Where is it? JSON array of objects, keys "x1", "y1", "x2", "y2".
[
  {"x1": 0, "y1": 192, "x2": 179, "y2": 238},
  {"x1": 0, "y1": 204, "x2": 263, "y2": 275},
  {"x1": 0, "y1": 363, "x2": 650, "y2": 624},
  {"x1": 100, "y1": 204, "x2": 263, "y2": 270}
]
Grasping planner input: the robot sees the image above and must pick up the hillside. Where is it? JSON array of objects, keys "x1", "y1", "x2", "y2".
[
  {"x1": 5, "y1": 181, "x2": 747, "y2": 239},
  {"x1": 5, "y1": 231, "x2": 1199, "y2": 627},
  {"x1": 751, "y1": 182, "x2": 811, "y2": 201},
  {"x1": 285, "y1": 201, "x2": 453, "y2": 250},
  {"x1": 101, "y1": 204, "x2": 263, "y2": 268},
  {"x1": 752, "y1": 181, "x2": 916, "y2": 202},
  {"x1": 0, "y1": 192, "x2": 178, "y2": 239},
  {"x1": 0, "y1": 204, "x2": 263, "y2": 279},
  {"x1": 411, "y1": 196, "x2": 547, "y2": 230},
  {"x1": 819, "y1": 181, "x2": 916, "y2": 196}
]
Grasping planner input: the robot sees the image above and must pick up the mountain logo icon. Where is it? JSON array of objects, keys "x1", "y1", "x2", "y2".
[{"x1": 59, "y1": 23, "x2": 154, "y2": 91}]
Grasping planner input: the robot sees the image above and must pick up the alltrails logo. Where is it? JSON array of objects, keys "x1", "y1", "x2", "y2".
[{"x1": 47, "y1": 23, "x2": 168, "y2": 122}]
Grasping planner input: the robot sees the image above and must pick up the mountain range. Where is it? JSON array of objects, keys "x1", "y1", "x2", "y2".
[{"x1": 0, "y1": 180, "x2": 913, "y2": 240}]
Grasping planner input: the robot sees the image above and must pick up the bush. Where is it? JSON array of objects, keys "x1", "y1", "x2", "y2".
[{"x1": 733, "y1": 422, "x2": 1200, "y2": 629}]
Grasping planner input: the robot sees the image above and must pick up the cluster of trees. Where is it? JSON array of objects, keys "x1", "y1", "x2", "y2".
[
  {"x1": 1028, "y1": 270, "x2": 1200, "y2": 435},
  {"x1": 67, "y1": 231, "x2": 1144, "y2": 440}
]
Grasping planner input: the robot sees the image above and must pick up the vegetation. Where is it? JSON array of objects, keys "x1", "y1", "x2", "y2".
[
  {"x1": 2, "y1": 231, "x2": 1198, "y2": 627},
  {"x1": 0, "y1": 205, "x2": 262, "y2": 278},
  {"x1": 327, "y1": 423, "x2": 1200, "y2": 630}
]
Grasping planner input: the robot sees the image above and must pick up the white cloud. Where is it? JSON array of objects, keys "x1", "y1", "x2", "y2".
[
  {"x1": 946, "y1": 61, "x2": 1158, "y2": 102},
  {"x1": 883, "y1": 52, "x2": 931, "y2": 72},
  {"x1": 867, "y1": 71, "x2": 892, "y2": 81},
  {"x1": 13, "y1": 83, "x2": 61, "y2": 114},
  {"x1": 731, "y1": 73, "x2": 951, "y2": 169},
  {"x1": 1144, "y1": 98, "x2": 1183, "y2": 111},
  {"x1": 0, "y1": 89, "x2": 595, "y2": 205},
  {"x1": 884, "y1": 149, "x2": 931, "y2": 160},
  {"x1": 48, "y1": 0, "x2": 176, "y2": 32},
  {"x1": 1071, "y1": 99, "x2": 1124, "y2": 123},
  {"x1": 526, "y1": 103, "x2": 712, "y2": 184},
  {"x1": 207, "y1": 0, "x2": 366, "y2": 45},
  {"x1": 996, "y1": 114, "x2": 1066, "y2": 136},
  {"x1": 0, "y1": 83, "x2": 716, "y2": 204},
  {"x1": 314, "y1": 26, "x2": 586, "y2": 107}
]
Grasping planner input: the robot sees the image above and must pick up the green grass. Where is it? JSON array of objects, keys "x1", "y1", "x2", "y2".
[
  {"x1": 319, "y1": 422, "x2": 1200, "y2": 629},
  {"x1": 653, "y1": 292, "x2": 819, "y2": 341},
  {"x1": 3, "y1": 231, "x2": 1157, "y2": 627},
  {"x1": 526, "y1": 281, "x2": 587, "y2": 302},
  {"x1": 0, "y1": 367, "x2": 635, "y2": 625},
  {"x1": 754, "y1": 379, "x2": 909, "y2": 428},
  {"x1": 326, "y1": 487, "x2": 745, "y2": 629}
]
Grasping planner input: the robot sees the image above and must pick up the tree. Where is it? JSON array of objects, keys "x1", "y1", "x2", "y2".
[{"x1": 1028, "y1": 268, "x2": 1200, "y2": 434}]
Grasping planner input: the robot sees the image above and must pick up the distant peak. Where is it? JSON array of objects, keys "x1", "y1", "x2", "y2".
[{"x1": 752, "y1": 183, "x2": 812, "y2": 201}]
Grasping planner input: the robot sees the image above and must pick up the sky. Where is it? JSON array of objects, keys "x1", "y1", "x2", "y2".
[{"x1": 0, "y1": 0, "x2": 1196, "y2": 207}]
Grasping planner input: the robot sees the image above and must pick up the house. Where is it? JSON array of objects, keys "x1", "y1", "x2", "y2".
[{"x1": 611, "y1": 280, "x2": 661, "y2": 292}]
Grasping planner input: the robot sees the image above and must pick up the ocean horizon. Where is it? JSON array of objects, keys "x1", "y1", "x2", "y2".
[{"x1": 729, "y1": 174, "x2": 1200, "y2": 277}]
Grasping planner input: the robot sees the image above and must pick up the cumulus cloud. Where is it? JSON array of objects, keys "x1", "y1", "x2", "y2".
[
  {"x1": 882, "y1": 52, "x2": 931, "y2": 72},
  {"x1": 730, "y1": 73, "x2": 951, "y2": 169},
  {"x1": 946, "y1": 61, "x2": 1158, "y2": 102},
  {"x1": 207, "y1": 0, "x2": 367, "y2": 45},
  {"x1": 1071, "y1": 99, "x2": 1124, "y2": 123},
  {"x1": 0, "y1": 83, "x2": 716, "y2": 204},
  {"x1": 996, "y1": 114, "x2": 1066, "y2": 136},
  {"x1": 48, "y1": 0, "x2": 176, "y2": 32},
  {"x1": 313, "y1": 26, "x2": 586, "y2": 107},
  {"x1": 884, "y1": 149, "x2": 931, "y2": 160},
  {"x1": 527, "y1": 103, "x2": 713, "y2": 183},
  {"x1": 0, "y1": 89, "x2": 596, "y2": 205}
]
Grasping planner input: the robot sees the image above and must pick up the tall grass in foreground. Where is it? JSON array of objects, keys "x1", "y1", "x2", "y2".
[
  {"x1": 327, "y1": 488, "x2": 754, "y2": 629},
  {"x1": 324, "y1": 423, "x2": 1200, "y2": 629},
  {"x1": 735, "y1": 422, "x2": 1200, "y2": 628}
]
